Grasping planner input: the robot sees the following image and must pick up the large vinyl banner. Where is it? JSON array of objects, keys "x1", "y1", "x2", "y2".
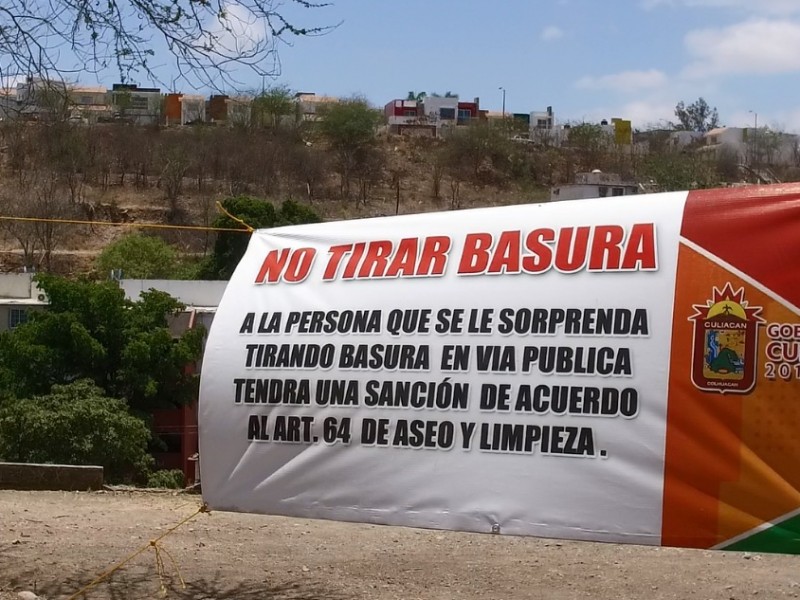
[{"x1": 198, "y1": 184, "x2": 800, "y2": 554}]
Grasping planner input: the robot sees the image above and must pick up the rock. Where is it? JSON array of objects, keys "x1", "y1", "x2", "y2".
[{"x1": 17, "y1": 591, "x2": 39, "y2": 600}]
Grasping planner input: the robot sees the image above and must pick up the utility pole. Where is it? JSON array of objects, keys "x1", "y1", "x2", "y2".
[
  {"x1": 749, "y1": 110, "x2": 758, "y2": 167},
  {"x1": 498, "y1": 86, "x2": 506, "y2": 119}
]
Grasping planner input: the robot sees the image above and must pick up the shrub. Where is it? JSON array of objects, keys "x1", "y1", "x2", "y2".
[
  {"x1": 147, "y1": 469, "x2": 185, "y2": 489},
  {"x1": 0, "y1": 380, "x2": 153, "y2": 483},
  {"x1": 95, "y1": 233, "x2": 178, "y2": 279}
]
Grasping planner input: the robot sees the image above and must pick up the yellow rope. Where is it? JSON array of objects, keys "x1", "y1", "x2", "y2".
[
  {"x1": 153, "y1": 544, "x2": 169, "y2": 597},
  {"x1": 215, "y1": 201, "x2": 255, "y2": 232},
  {"x1": 0, "y1": 215, "x2": 252, "y2": 234},
  {"x1": 65, "y1": 503, "x2": 210, "y2": 600},
  {"x1": 155, "y1": 544, "x2": 187, "y2": 595}
]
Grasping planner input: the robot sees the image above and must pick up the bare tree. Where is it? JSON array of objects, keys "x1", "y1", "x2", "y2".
[
  {"x1": 282, "y1": 143, "x2": 328, "y2": 202},
  {"x1": 0, "y1": 0, "x2": 336, "y2": 92},
  {"x1": 159, "y1": 144, "x2": 189, "y2": 217},
  {"x1": 0, "y1": 171, "x2": 39, "y2": 269},
  {"x1": 431, "y1": 159, "x2": 444, "y2": 200},
  {"x1": 353, "y1": 146, "x2": 385, "y2": 205},
  {"x1": 448, "y1": 177, "x2": 462, "y2": 210},
  {"x1": 386, "y1": 149, "x2": 407, "y2": 214},
  {"x1": 35, "y1": 122, "x2": 88, "y2": 203},
  {"x1": 30, "y1": 170, "x2": 72, "y2": 270}
]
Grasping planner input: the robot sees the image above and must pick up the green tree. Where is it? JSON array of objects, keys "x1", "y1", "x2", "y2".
[
  {"x1": 674, "y1": 98, "x2": 720, "y2": 133},
  {"x1": 200, "y1": 196, "x2": 322, "y2": 280},
  {"x1": 0, "y1": 380, "x2": 153, "y2": 482},
  {"x1": 0, "y1": 275, "x2": 204, "y2": 411},
  {"x1": 317, "y1": 97, "x2": 383, "y2": 198},
  {"x1": 276, "y1": 198, "x2": 323, "y2": 226},
  {"x1": 252, "y1": 84, "x2": 296, "y2": 129},
  {"x1": 96, "y1": 233, "x2": 178, "y2": 279}
]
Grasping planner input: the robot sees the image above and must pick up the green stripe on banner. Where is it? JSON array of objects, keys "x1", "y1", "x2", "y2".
[{"x1": 723, "y1": 514, "x2": 800, "y2": 554}]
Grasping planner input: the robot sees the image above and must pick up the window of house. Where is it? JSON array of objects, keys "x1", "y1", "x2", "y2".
[
  {"x1": 598, "y1": 186, "x2": 609, "y2": 197},
  {"x1": 404, "y1": 109, "x2": 417, "y2": 117},
  {"x1": 9, "y1": 308, "x2": 28, "y2": 329},
  {"x1": 439, "y1": 107, "x2": 456, "y2": 120},
  {"x1": 537, "y1": 119, "x2": 550, "y2": 129},
  {"x1": 130, "y1": 96, "x2": 149, "y2": 110},
  {"x1": 612, "y1": 187, "x2": 625, "y2": 196}
]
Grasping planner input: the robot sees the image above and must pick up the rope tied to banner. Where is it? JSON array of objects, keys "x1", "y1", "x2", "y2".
[
  {"x1": 214, "y1": 201, "x2": 255, "y2": 233},
  {"x1": 0, "y1": 200, "x2": 258, "y2": 234},
  {"x1": 65, "y1": 503, "x2": 211, "y2": 600},
  {"x1": 0, "y1": 215, "x2": 253, "y2": 234}
]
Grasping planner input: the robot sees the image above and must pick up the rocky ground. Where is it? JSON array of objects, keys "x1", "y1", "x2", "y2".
[{"x1": 1, "y1": 490, "x2": 798, "y2": 600}]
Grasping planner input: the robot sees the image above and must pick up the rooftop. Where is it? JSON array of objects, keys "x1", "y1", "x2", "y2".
[{"x1": 71, "y1": 85, "x2": 108, "y2": 94}]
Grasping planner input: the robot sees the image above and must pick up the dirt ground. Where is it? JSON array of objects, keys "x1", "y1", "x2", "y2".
[{"x1": 0, "y1": 491, "x2": 798, "y2": 600}]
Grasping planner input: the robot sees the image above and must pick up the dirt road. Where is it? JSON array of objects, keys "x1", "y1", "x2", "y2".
[{"x1": 1, "y1": 490, "x2": 798, "y2": 600}]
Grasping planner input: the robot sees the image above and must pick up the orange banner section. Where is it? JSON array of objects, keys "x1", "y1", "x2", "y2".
[{"x1": 662, "y1": 243, "x2": 800, "y2": 548}]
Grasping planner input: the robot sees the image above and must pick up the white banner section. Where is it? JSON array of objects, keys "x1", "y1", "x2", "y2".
[{"x1": 199, "y1": 193, "x2": 688, "y2": 545}]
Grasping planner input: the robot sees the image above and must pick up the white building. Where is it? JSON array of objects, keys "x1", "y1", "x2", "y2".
[
  {"x1": 110, "y1": 83, "x2": 162, "y2": 125},
  {"x1": 68, "y1": 84, "x2": 112, "y2": 123},
  {"x1": 15, "y1": 77, "x2": 70, "y2": 119},
  {"x1": 530, "y1": 106, "x2": 555, "y2": 131},
  {"x1": 118, "y1": 279, "x2": 227, "y2": 339},
  {"x1": 420, "y1": 96, "x2": 458, "y2": 122},
  {"x1": 702, "y1": 127, "x2": 799, "y2": 167},
  {"x1": 550, "y1": 171, "x2": 640, "y2": 202},
  {"x1": 294, "y1": 92, "x2": 339, "y2": 121},
  {"x1": 180, "y1": 94, "x2": 206, "y2": 125},
  {"x1": 0, "y1": 273, "x2": 48, "y2": 333},
  {"x1": 669, "y1": 130, "x2": 704, "y2": 150}
]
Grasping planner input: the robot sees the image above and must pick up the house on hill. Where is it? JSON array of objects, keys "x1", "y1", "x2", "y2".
[
  {"x1": 550, "y1": 170, "x2": 640, "y2": 202},
  {"x1": 119, "y1": 279, "x2": 227, "y2": 485},
  {"x1": 700, "y1": 126, "x2": 799, "y2": 168},
  {"x1": 0, "y1": 273, "x2": 48, "y2": 333}
]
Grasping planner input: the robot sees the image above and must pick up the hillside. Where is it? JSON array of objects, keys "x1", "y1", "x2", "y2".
[
  {"x1": 3, "y1": 117, "x2": 788, "y2": 277},
  {"x1": 0, "y1": 125, "x2": 552, "y2": 275}
]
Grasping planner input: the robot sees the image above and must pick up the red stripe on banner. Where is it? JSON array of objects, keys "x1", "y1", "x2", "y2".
[{"x1": 683, "y1": 185, "x2": 800, "y2": 307}]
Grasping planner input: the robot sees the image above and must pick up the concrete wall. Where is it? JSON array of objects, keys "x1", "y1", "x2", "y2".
[
  {"x1": 550, "y1": 183, "x2": 639, "y2": 202},
  {"x1": 119, "y1": 279, "x2": 228, "y2": 308},
  {"x1": 181, "y1": 96, "x2": 206, "y2": 124},
  {"x1": 0, "y1": 462, "x2": 103, "y2": 491},
  {"x1": 0, "y1": 274, "x2": 46, "y2": 333},
  {"x1": 0, "y1": 273, "x2": 35, "y2": 298},
  {"x1": 421, "y1": 96, "x2": 459, "y2": 122}
]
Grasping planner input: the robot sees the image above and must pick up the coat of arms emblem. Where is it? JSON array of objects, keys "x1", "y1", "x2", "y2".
[{"x1": 689, "y1": 284, "x2": 764, "y2": 394}]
